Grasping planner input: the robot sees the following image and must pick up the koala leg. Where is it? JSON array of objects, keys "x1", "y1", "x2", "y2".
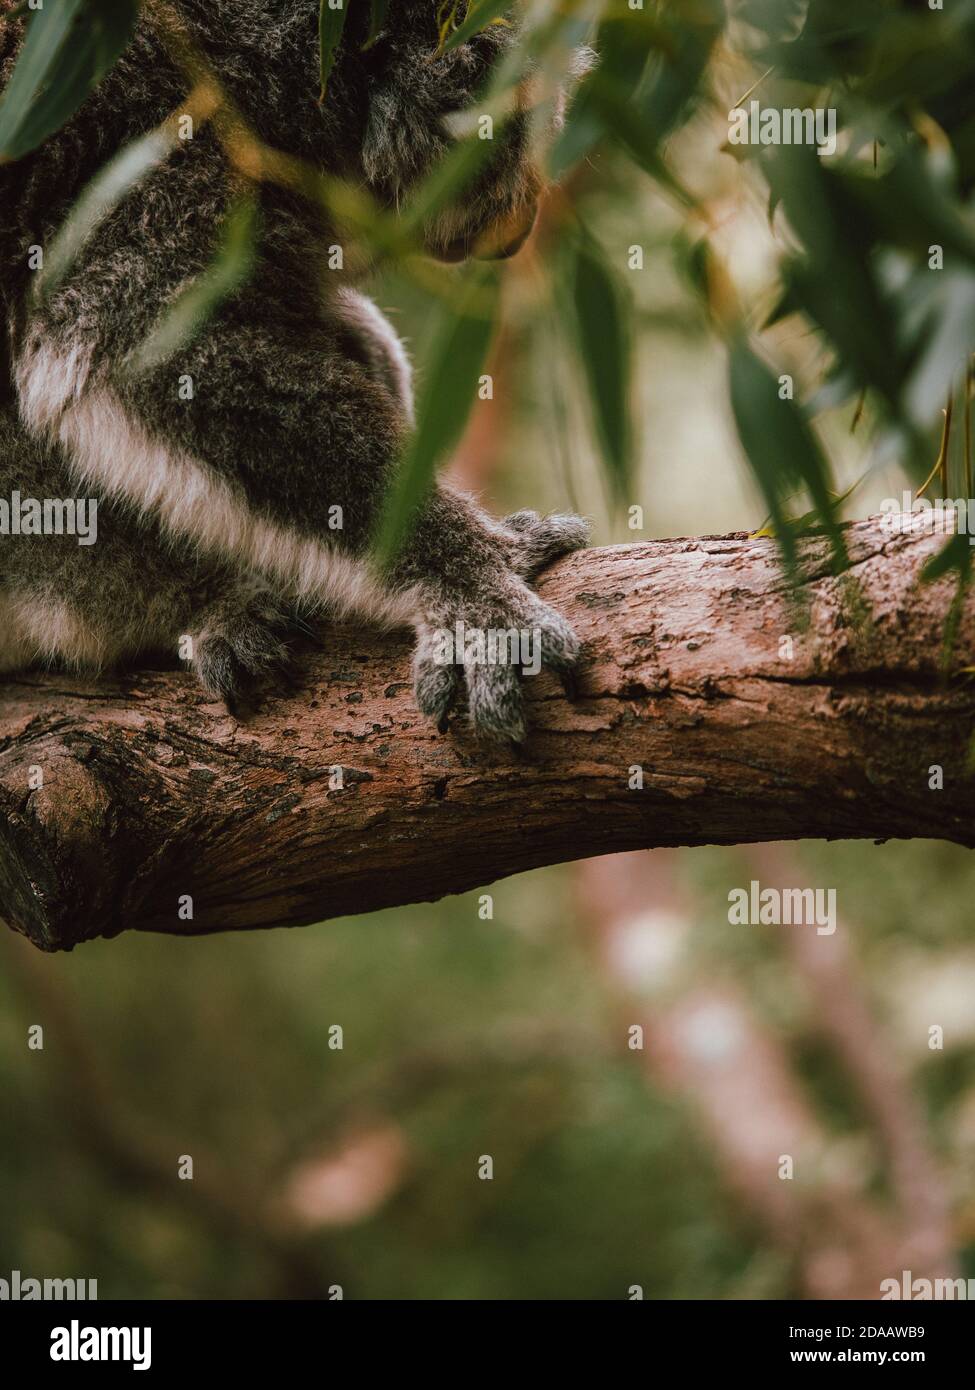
[
  {"x1": 3, "y1": 547, "x2": 295, "y2": 708},
  {"x1": 0, "y1": 414, "x2": 296, "y2": 700},
  {"x1": 16, "y1": 234, "x2": 587, "y2": 739}
]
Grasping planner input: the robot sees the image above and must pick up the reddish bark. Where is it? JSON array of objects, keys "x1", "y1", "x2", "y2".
[{"x1": 2, "y1": 517, "x2": 973, "y2": 951}]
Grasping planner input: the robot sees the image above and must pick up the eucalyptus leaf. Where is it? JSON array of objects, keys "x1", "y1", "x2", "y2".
[
  {"x1": 0, "y1": 0, "x2": 139, "y2": 162},
  {"x1": 36, "y1": 125, "x2": 177, "y2": 301},
  {"x1": 365, "y1": 0, "x2": 391, "y2": 47},
  {"x1": 729, "y1": 335, "x2": 849, "y2": 578},
  {"x1": 443, "y1": 1, "x2": 513, "y2": 53},
  {"x1": 922, "y1": 530, "x2": 971, "y2": 584},
  {"x1": 639, "y1": 0, "x2": 724, "y2": 138},
  {"x1": 373, "y1": 269, "x2": 499, "y2": 567},
  {"x1": 559, "y1": 236, "x2": 633, "y2": 507},
  {"x1": 319, "y1": 0, "x2": 351, "y2": 100},
  {"x1": 128, "y1": 199, "x2": 259, "y2": 374}
]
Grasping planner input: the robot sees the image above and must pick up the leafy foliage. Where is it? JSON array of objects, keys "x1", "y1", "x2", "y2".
[
  {"x1": 0, "y1": 0, "x2": 139, "y2": 161},
  {"x1": 374, "y1": 268, "x2": 499, "y2": 568},
  {"x1": 558, "y1": 233, "x2": 633, "y2": 506},
  {"x1": 318, "y1": 0, "x2": 350, "y2": 100},
  {"x1": 3, "y1": 0, "x2": 975, "y2": 580}
]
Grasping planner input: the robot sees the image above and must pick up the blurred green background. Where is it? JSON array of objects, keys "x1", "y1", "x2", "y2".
[{"x1": 3, "y1": 837, "x2": 975, "y2": 1299}]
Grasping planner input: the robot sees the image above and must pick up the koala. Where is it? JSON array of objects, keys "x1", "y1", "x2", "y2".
[{"x1": 0, "y1": 0, "x2": 590, "y2": 741}]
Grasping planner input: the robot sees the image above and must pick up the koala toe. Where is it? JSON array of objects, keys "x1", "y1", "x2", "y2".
[
  {"x1": 502, "y1": 510, "x2": 591, "y2": 579},
  {"x1": 412, "y1": 627, "x2": 462, "y2": 733},
  {"x1": 465, "y1": 659, "x2": 527, "y2": 744},
  {"x1": 194, "y1": 635, "x2": 251, "y2": 707},
  {"x1": 459, "y1": 591, "x2": 584, "y2": 742},
  {"x1": 529, "y1": 595, "x2": 581, "y2": 676}
]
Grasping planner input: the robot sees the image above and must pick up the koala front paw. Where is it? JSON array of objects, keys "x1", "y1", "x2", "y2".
[
  {"x1": 412, "y1": 579, "x2": 582, "y2": 744},
  {"x1": 501, "y1": 509, "x2": 591, "y2": 580}
]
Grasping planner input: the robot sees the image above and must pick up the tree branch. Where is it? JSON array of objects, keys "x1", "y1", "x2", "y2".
[{"x1": 2, "y1": 516, "x2": 974, "y2": 951}]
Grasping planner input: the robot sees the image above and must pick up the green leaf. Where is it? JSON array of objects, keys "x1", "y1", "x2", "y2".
[
  {"x1": 764, "y1": 146, "x2": 905, "y2": 410},
  {"x1": 559, "y1": 236, "x2": 633, "y2": 507},
  {"x1": 549, "y1": 10, "x2": 668, "y2": 179},
  {"x1": 0, "y1": 0, "x2": 139, "y2": 162},
  {"x1": 319, "y1": 0, "x2": 351, "y2": 101},
  {"x1": 443, "y1": 1, "x2": 513, "y2": 53},
  {"x1": 36, "y1": 125, "x2": 177, "y2": 301},
  {"x1": 904, "y1": 270, "x2": 975, "y2": 428},
  {"x1": 639, "y1": 0, "x2": 724, "y2": 138},
  {"x1": 921, "y1": 530, "x2": 971, "y2": 584},
  {"x1": 127, "y1": 198, "x2": 259, "y2": 374},
  {"x1": 399, "y1": 133, "x2": 496, "y2": 241},
  {"x1": 373, "y1": 269, "x2": 499, "y2": 568},
  {"x1": 583, "y1": 75, "x2": 695, "y2": 207},
  {"x1": 729, "y1": 334, "x2": 848, "y2": 578},
  {"x1": 752, "y1": 479, "x2": 861, "y2": 541},
  {"x1": 921, "y1": 532, "x2": 973, "y2": 673},
  {"x1": 364, "y1": 0, "x2": 391, "y2": 48}
]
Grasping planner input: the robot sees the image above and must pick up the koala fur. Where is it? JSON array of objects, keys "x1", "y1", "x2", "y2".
[{"x1": 0, "y1": 0, "x2": 589, "y2": 740}]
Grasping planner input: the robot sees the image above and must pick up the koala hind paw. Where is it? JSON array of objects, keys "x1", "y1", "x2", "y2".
[{"x1": 189, "y1": 588, "x2": 293, "y2": 710}]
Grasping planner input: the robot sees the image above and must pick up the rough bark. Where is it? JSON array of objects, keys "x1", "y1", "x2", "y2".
[{"x1": 2, "y1": 515, "x2": 974, "y2": 952}]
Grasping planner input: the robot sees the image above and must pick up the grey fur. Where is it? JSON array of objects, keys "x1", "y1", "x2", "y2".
[{"x1": 0, "y1": 0, "x2": 589, "y2": 740}]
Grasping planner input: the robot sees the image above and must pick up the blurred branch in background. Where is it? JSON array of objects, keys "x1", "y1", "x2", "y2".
[
  {"x1": 2, "y1": 917, "x2": 618, "y2": 1294},
  {"x1": 749, "y1": 842, "x2": 955, "y2": 1276},
  {"x1": 576, "y1": 846, "x2": 957, "y2": 1298}
]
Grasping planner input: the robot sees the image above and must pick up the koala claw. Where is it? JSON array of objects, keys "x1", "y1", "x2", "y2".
[{"x1": 558, "y1": 667, "x2": 580, "y2": 702}]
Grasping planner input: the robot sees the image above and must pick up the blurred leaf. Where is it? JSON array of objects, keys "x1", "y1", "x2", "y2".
[
  {"x1": 36, "y1": 125, "x2": 177, "y2": 300},
  {"x1": 752, "y1": 479, "x2": 861, "y2": 540},
  {"x1": 557, "y1": 1, "x2": 664, "y2": 160},
  {"x1": 904, "y1": 271, "x2": 975, "y2": 428},
  {"x1": 640, "y1": 0, "x2": 724, "y2": 137},
  {"x1": 373, "y1": 269, "x2": 499, "y2": 567},
  {"x1": 399, "y1": 131, "x2": 497, "y2": 241},
  {"x1": 922, "y1": 530, "x2": 971, "y2": 583},
  {"x1": 319, "y1": 0, "x2": 350, "y2": 100},
  {"x1": 729, "y1": 334, "x2": 848, "y2": 576},
  {"x1": 365, "y1": 0, "x2": 391, "y2": 48},
  {"x1": 558, "y1": 235, "x2": 633, "y2": 506},
  {"x1": 583, "y1": 76, "x2": 696, "y2": 206},
  {"x1": 764, "y1": 145, "x2": 905, "y2": 410},
  {"x1": 0, "y1": 0, "x2": 139, "y2": 162},
  {"x1": 754, "y1": 0, "x2": 894, "y2": 82},
  {"x1": 443, "y1": 1, "x2": 513, "y2": 53},
  {"x1": 761, "y1": 280, "x2": 799, "y2": 330},
  {"x1": 127, "y1": 198, "x2": 259, "y2": 374},
  {"x1": 553, "y1": 0, "x2": 721, "y2": 184},
  {"x1": 840, "y1": 145, "x2": 975, "y2": 268},
  {"x1": 735, "y1": 0, "x2": 809, "y2": 46},
  {"x1": 921, "y1": 531, "x2": 972, "y2": 672}
]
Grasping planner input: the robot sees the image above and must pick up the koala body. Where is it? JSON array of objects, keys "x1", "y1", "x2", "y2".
[{"x1": 0, "y1": 0, "x2": 587, "y2": 739}]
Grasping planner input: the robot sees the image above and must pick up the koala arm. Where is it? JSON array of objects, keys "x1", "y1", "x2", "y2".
[{"x1": 13, "y1": 157, "x2": 585, "y2": 739}]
